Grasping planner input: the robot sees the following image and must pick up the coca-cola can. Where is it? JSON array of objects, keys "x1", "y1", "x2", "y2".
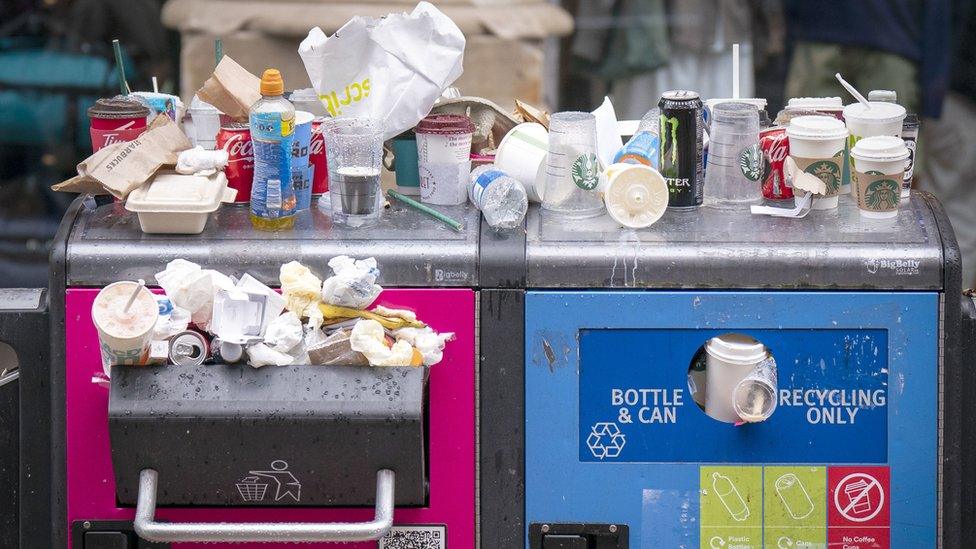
[
  {"x1": 759, "y1": 126, "x2": 792, "y2": 200},
  {"x1": 310, "y1": 117, "x2": 329, "y2": 196},
  {"x1": 217, "y1": 123, "x2": 254, "y2": 204}
]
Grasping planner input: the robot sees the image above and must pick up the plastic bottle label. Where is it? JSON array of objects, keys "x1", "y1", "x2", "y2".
[
  {"x1": 250, "y1": 111, "x2": 296, "y2": 219},
  {"x1": 471, "y1": 169, "x2": 505, "y2": 207}
]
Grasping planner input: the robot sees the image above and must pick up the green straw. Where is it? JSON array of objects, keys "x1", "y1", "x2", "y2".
[
  {"x1": 387, "y1": 190, "x2": 464, "y2": 232},
  {"x1": 112, "y1": 39, "x2": 130, "y2": 95},
  {"x1": 215, "y1": 38, "x2": 223, "y2": 67}
]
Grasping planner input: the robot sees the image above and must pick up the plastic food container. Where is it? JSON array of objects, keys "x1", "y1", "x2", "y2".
[{"x1": 125, "y1": 171, "x2": 237, "y2": 234}]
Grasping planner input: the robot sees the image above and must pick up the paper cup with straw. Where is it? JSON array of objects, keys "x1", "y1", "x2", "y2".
[{"x1": 92, "y1": 280, "x2": 158, "y2": 373}]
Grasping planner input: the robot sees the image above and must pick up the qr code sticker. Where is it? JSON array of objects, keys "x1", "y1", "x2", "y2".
[{"x1": 378, "y1": 525, "x2": 446, "y2": 549}]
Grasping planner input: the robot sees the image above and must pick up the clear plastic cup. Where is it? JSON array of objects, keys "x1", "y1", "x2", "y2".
[
  {"x1": 542, "y1": 111, "x2": 604, "y2": 218},
  {"x1": 704, "y1": 102, "x2": 761, "y2": 209},
  {"x1": 324, "y1": 117, "x2": 384, "y2": 227},
  {"x1": 733, "y1": 356, "x2": 778, "y2": 423}
]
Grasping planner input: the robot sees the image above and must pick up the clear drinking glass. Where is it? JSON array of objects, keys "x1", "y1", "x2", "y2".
[
  {"x1": 324, "y1": 117, "x2": 384, "y2": 226},
  {"x1": 542, "y1": 111, "x2": 604, "y2": 218},
  {"x1": 704, "y1": 102, "x2": 761, "y2": 209}
]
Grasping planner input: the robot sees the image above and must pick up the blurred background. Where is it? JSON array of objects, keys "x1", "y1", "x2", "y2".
[{"x1": 1, "y1": 0, "x2": 974, "y2": 286}]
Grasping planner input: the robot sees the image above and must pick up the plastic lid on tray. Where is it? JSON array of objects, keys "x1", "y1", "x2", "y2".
[{"x1": 125, "y1": 171, "x2": 236, "y2": 214}]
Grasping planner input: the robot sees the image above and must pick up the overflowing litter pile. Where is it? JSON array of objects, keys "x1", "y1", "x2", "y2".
[{"x1": 92, "y1": 256, "x2": 454, "y2": 372}]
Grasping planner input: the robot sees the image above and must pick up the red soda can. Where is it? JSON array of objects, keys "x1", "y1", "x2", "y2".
[
  {"x1": 217, "y1": 123, "x2": 254, "y2": 203},
  {"x1": 310, "y1": 117, "x2": 329, "y2": 195},
  {"x1": 87, "y1": 97, "x2": 150, "y2": 153},
  {"x1": 759, "y1": 126, "x2": 792, "y2": 200}
]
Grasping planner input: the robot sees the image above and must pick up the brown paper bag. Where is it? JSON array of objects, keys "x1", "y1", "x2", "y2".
[
  {"x1": 52, "y1": 116, "x2": 191, "y2": 199},
  {"x1": 196, "y1": 56, "x2": 262, "y2": 121}
]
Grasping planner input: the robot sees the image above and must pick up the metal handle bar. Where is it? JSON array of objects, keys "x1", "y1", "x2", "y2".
[{"x1": 134, "y1": 468, "x2": 395, "y2": 543}]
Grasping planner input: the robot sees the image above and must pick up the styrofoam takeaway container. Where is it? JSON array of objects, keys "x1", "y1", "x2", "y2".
[{"x1": 124, "y1": 171, "x2": 237, "y2": 234}]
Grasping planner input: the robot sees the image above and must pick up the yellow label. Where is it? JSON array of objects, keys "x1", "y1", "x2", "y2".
[{"x1": 281, "y1": 115, "x2": 295, "y2": 137}]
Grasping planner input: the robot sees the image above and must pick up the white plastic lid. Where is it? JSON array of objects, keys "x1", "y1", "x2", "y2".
[
  {"x1": 603, "y1": 165, "x2": 669, "y2": 228},
  {"x1": 295, "y1": 110, "x2": 315, "y2": 126},
  {"x1": 786, "y1": 96, "x2": 843, "y2": 110},
  {"x1": 786, "y1": 115, "x2": 848, "y2": 140},
  {"x1": 851, "y1": 135, "x2": 910, "y2": 162},
  {"x1": 842, "y1": 101, "x2": 907, "y2": 125},
  {"x1": 125, "y1": 171, "x2": 235, "y2": 214},
  {"x1": 706, "y1": 334, "x2": 767, "y2": 365},
  {"x1": 867, "y1": 89, "x2": 897, "y2": 103},
  {"x1": 706, "y1": 97, "x2": 767, "y2": 110}
]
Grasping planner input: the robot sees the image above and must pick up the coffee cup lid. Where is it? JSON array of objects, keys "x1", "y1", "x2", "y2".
[
  {"x1": 295, "y1": 110, "x2": 315, "y2": 126},
  {"x1": 706, "y1": 333, "x2": 767, "y2": 365},
  {"x1": 786, "y1": 115, "x2": 848, "y2": 140},
  {"x1": 842, "y1": 101, "x2": 907, "y2": 125},
  {"x1": 787, "y1": 96, "x2": 843, "y2": 110},
  {"x1": 851, "y1": 135, "x2": 909, "y2": 162},
  {"x1": 416, "y1": 114, "x2": 475, "y2": 135},
  {"x1": 711, "y1": 101, "x2": 760, "y2": 120},
  {"x1": 87, "y1": 96, "x2": 151, "y2": 119}
]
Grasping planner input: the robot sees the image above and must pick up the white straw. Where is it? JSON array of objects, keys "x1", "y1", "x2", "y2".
[
  {"x1": 732, "y1": 44, "x2": 740, "y2": 99},
  {"x1": 124, "y1": 279, "x2": 146, "y2": 313},
  {"x1": 835, "y1": 73, "x2": 871, "y2": 108},
  {"x1": 152, "y1": 76, "x2": 159, "y2": 94}
]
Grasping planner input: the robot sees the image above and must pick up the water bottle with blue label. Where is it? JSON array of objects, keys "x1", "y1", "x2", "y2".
[
  {"x1": 613, "y1": 108, "x2": 660, "y2": 169},
  {"x1": 469, "y1": 165, "x2": 528, "y2": 231},
  {"x1": 249, "y1": 69, "x2": 296, "y2": 230}
]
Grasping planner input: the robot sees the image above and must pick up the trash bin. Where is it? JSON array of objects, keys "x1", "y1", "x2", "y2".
[
  {"x1": 44, "y1": 196, "x2": 477, "y2": 548},
  {"x1": 479, "y1": 192, "x2": 973, "y2": 548}
]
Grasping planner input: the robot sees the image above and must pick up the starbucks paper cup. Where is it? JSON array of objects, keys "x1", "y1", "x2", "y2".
[
  {"x1": 786, "y1": 116, "x2": 848, "y2": 210},
  {"x1": 416, "y1": 114, "x2": 475, "y2": 205},
  {"x1": 495, "y1": 122, "x2": 549, "y2": 203},
  {"x1": 92, "y1": 281, "x2": 159, "y2": 373},
  {"x1": 851, "y1": 136, "x2": 908, "y2": 219},
  {"x1": 602, "y1": 163, "x2": 668, "y2": 228},
  {"x1": 842, "y1": 101, "x2": 906, "y2": 195}
]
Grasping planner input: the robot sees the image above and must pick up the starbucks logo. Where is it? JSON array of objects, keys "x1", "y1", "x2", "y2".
[
  {"x1": 865, "y1": 178, "x2": 901, "y2": 210},
  {"x1": 739, "y1": 144, "x2": 762, "y2": 181},
  {"x1": 804, "y1": 159, "x2": 841, "y2": 193},
  {"x1": 572, "y1": 153, "x2": 600, "y2": 190}
]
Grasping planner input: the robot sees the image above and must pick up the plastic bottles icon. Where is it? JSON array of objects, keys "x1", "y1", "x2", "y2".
[
  {"x1": 712, "y1": 472, "x2": 750, "y2": 521},
  {"x1": 775, "y1": 473, "x2": 815, "y2": 520}
]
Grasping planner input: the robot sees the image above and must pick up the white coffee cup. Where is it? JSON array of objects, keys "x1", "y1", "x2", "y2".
[
  {"x1": 786, "y1": 116, "x2": 848, "y2": 210},
  {"x1": 843, "y1": 101, "x2": 907, "y2": 140},
  {"x1": 601, "y1": 163, "x2": 669, "y2": 228},
  {"x1": 704, "y1": 334, "x2": 768, "y2": 423},
  {"x1": 850, "y1": 136, "x2": 909, "y2": 219},
  {"x1": 92, "y1": 281, "x2": 158, "y2": 373},
  {"x1": 495, "y1": 122, "x2": 549, "y2": 203}
]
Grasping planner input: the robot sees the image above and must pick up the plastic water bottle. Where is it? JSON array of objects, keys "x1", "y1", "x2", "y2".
[
  {"x1": 613, "y1": 108, "x2": 660, "y2": 168},
  {"x1": 249, "y1": 68, "x2": 297, "y2": 230},
  {"x1": 469, "y1": 165, "x2": 528, "y2": 231}
]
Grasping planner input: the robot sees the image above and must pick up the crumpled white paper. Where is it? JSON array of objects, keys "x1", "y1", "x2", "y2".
[
  {"x1": 155, "y1": 259, "x2": 235, "y2": 330},
  {"x1": 321, "y1": 256, "x2": 382, "y2": 309},
  {"x1": 298, "y1": 1, "x2": 465, "y2": 141},
  {"x1": 393, "y1": 326, "x2": 455, "y2": 366},
  {"x1": 175, "y1": 146, "x2": 228, "y2": 175},
  {"x1": 246, "y1": 343, "x2": 294, "y2": 368},
  {"x1": 350, "y1": 319, "x2": 414, "y2": 366},
  {"x1": 264, "y1": 312, "x2": 303, "y2": 354}
]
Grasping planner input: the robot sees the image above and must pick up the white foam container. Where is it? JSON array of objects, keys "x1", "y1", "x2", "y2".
[{"x1": 125, "y1": 171, "x2": 237, "y2": 234}]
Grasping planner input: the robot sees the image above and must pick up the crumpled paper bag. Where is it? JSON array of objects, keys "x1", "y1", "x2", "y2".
[
  {"x1": 52, "y1": 116, "x2": 191, "y2": 199},
  {"x1": 298, "y1": 1, "x2": 465, "y2": 140},
  {"x1": 196, "y1": 55, "x2": 262, "y2": 121}
]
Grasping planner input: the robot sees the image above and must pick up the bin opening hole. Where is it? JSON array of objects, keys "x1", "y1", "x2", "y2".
[{"x1": 687, "y1": 333, "x2": 777, "y2": 424}]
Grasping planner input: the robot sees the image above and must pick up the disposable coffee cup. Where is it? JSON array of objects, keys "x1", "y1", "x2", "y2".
[
  {"x1": 602, "y1": 163, "x2": 669, "y2": 229},
  {"x1": 733, "y1": 357, "x2": 778, "y2": 423},
  {"x1": 416, "y1": 114, "x2": 475, "y2": 205},
  {"x1": 495, "y1": 122, "x2": 549, "y2": 203},
  {"x1": 843, "y1": 101, "x2": 906, "y2": 140},
  {"x1": 850, "y1": 136, "x2": 909, "y2": 219},
  {"x1": 87, "y1": 96, "x2": 150, "y2": 153},
  {"x1": 186, "y1": 96, "x2": 222, "y2": 150},
  {"x1": 704, "y1": 334, "x2": 767, "y2": 424},
  {"x1": 785, "y1": 96, "x2": 844, "y2": 116},
  {"x1": 91, "y1": 281, "x2": 159, "y2": 374},
  {"x1": 786, "y1": 115, "x2": 848, "y2": 210}
]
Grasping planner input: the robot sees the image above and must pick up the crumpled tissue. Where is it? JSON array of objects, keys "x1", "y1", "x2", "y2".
[
  {"x1": 393, "y1": 326, "x2": 455, "y2": 365},
  {"x1": 321, "y1": 256, "x2": 382, "y2": 309},
  {"x1": 350, "y1": 319, "x2": 414, "y2": 366}
]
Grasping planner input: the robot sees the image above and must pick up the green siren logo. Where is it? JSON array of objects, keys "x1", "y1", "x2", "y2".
[
  {"x1": 572, "y1": 153, "x2": 600, "y2": 190},
  {"x1": 739, "y1": 144, "x2": 762, "y2": 181},
  {"x1": 804, "y1": 155, "x2": 842, "y2": 193},
  {"x1": 865, "y1": 178, "x2": 900, "y2": 210}
]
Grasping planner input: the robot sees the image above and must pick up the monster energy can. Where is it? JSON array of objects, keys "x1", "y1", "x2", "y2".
[{"x1": 658, "y1": 90, "x2": 704, "y2": 209}]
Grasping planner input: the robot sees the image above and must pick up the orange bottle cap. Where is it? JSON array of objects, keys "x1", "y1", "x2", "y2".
[{"x1": 260, "y1": 69, "x2": 284, "y2": 96}]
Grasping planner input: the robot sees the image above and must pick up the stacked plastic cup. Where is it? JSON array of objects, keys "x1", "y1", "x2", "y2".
[
  {"x1": 324, "y1": 117, "x2": 384, "y2": 227},
  {"x1": 703, "y1": 102, "x2": 761, "y2": 209},
  {"x1": 542, "y1": 111, "x2": 604, "y2": 218}
]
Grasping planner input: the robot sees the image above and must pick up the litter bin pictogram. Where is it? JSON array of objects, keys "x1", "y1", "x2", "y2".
[{"x1": 236, "y1": 476, "x2": 269, "y2": 502}]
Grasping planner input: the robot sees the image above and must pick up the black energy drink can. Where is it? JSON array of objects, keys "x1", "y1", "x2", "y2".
[{"x1": 658, "y1": 90, "x2": 704, "y2": 209}]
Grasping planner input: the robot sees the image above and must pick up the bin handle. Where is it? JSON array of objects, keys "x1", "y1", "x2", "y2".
[{"x1": 134, "y1": 468, "x2": 395, "y2": 543}]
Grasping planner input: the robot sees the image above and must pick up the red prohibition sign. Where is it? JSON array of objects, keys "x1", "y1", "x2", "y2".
[{"x1": 833, "y1": 472, "x2": 885, "y2": 523}]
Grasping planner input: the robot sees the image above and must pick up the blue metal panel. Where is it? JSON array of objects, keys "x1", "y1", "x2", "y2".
[{"x1": 525, "y1": 291, "x2": 937, "y2": 548}]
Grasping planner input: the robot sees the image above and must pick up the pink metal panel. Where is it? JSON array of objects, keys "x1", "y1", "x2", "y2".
[{"x1": 65, "y1": 288, "x2": 475, "y2": 548}]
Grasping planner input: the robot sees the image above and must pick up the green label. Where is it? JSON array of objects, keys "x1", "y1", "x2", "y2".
[
  {"x1": 739, "y1": 144, "x2": 763, "y2": 181},
  {"x1": 571, "y1": 153, "x2": 600, "y2": 190},
  {"x1": 865, "y1": 179, "x2": 901, "y2": 210},
  {"x1": 764, "y1": 466, "x2": 827, "y2": 548},
  {"x1": 701, "y1": 466, "x2": 762, "y2": 549}
]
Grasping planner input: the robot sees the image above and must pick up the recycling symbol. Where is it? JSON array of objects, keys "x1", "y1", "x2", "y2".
[{"x1": 586, "y1": 422, "x2": 626, "y2": 459}]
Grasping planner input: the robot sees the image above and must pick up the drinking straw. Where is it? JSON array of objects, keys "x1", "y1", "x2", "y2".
[
  {"x1": 152, "y1": 76, "x2": 159, "y2": 93},
  {"x1": 387, "y1": 190, "x2": 464, "y2": 232},
  {"x1": 112, "y1": 39, "x2": 131, "y2": 95},
  {"x1": 732, "y1": 43, "x2": 740, "y2": 99},
  {"x1": 215, "y1": 38, "x2": 223, "y2": 67},
  {"x1": 835, "y1": 73, "x2": 871, "y2": 109},
  {"x1": 124, "y1": 280, "x2": 146, "y2": 313}
]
